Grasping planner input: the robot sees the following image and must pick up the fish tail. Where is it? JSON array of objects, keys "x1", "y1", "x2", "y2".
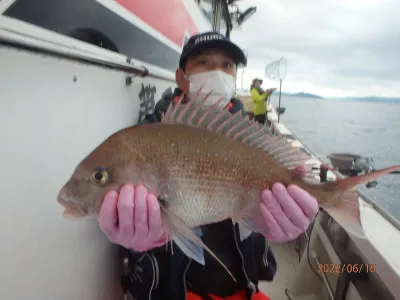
[
  {"x1": 316, "y1": 164, "x2": 400, "y2": 239},
  {"x1": 319, "y1": 188, "x2": 364, "y2": 239},
  {"x1": 159, "y1": 203, "x2": 237, "y2": 283}
]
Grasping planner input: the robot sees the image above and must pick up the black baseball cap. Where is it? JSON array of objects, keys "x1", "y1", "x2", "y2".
[{"x1": 179, "y1": 31, "x2": 247, "y2": 69}]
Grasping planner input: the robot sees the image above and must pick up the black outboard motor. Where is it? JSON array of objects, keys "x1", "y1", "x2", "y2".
[
  {"x1": 328, "y1": 153, "x2": 378, "y2": 188},
  {"x1": 353, "y1": 156, "x2": 376, "y2": 173}
]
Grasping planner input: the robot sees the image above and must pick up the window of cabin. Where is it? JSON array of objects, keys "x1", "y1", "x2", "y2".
[{"x1": 68, "y1": 28, "x2": 119, "y2": 53}]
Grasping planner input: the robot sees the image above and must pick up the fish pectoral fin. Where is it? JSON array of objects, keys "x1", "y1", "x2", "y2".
[
  {"x1": 173, "y1": 226, "x2": 205, "y2": 266},
  {"x1": 159, "y1": 203, "x2": 237, "y2": 282},
  {"x1": 232, "y1": 199, "x2": 260, "y2": 241}
]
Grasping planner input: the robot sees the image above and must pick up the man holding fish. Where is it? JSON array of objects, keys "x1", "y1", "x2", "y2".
[
  {"x1": 58, "y1": 30, "x2": 400, "y2": 299},
  {"x1": 96, "y1": 32, "x2": 320, "y2": 300}
]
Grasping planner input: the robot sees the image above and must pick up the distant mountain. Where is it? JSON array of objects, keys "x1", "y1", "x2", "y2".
[
  {"x1": 263, "y1": 91, "x2": 324, "y2": 99},
  {"x1": 287, "y1": 92, "x2": 324, "y2": 99}
]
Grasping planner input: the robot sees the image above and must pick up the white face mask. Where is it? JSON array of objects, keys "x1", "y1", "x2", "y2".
[{"x1": 185, "y1": 70, "x2": 236, "y2": 109}]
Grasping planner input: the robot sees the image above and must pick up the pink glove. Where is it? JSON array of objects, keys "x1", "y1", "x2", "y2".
[
  {"x1": 98, "y1": 184, "x2": 168, "y2": 252},
  {"x1": 255, "y1": 183, "x2": 319, "y2": 243}
]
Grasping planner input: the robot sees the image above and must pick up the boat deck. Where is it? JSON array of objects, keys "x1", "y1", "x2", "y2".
[{"x1": 259, "y1": 244, "x2": 299, "y2": 300}]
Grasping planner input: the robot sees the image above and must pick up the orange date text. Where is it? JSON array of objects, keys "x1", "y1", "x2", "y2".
[{"x1": 317, "y1": 263, "x2": 376, "y2": 274}]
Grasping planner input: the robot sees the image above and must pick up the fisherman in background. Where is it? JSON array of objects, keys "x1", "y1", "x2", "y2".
[
  {"x1": 250, "y1": 78, "x2": 276, "y2": 125},
  {"x1": 98, "y1": 32, "x2": 318, "y2": 300}
]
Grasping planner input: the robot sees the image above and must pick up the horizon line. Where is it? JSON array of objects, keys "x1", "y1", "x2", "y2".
[{"x1": 236, "y1": 90, "x2": 400, "y2": 100}]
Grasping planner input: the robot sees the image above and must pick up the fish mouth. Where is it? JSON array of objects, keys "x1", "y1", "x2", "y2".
[
  {"x1": 62, "y1": 209, "x2": 83, "y2": 220},
  {"x1": 57, "y1": 192, "x2": 84, "y2": 219}
]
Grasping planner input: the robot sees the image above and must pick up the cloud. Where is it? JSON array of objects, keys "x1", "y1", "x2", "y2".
[{"x1": 230, "y1": 0, "x2": 400, "y2": 97}]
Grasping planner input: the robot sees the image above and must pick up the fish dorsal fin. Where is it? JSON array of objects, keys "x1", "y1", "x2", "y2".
[{"x1": 161, "y1": 91, "x2": 317, "y2": 180}]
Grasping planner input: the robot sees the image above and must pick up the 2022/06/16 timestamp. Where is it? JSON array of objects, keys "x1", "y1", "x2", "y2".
[{"x1": 317, "y1": 263, "x2": 376, "y2": 274}]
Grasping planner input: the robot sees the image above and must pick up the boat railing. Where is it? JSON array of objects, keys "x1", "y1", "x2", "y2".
[{"x1": 0, "y1": 24, "x2": 175, "y2": 83}]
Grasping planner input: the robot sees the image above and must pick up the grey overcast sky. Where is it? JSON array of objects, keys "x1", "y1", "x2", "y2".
[{"x1": 230, "y1": 0, "x2": 400, "y2": 98}]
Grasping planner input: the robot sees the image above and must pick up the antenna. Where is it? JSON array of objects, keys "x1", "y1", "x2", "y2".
[{"x1": 265, "y1": 57, "x2": 287, "y2": 122}]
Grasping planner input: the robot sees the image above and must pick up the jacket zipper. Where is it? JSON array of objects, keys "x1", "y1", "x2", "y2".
[
  {"x1": 233, "y1": 226, "x2": 256, "y2": 293},
  {"x1": 151, "y1": 253, "x2": 160, "y2": 290},
  {"x1": 183, "y1": 259, "x2": 192, "y2": 300},
  {"x1": 140, "y1": 253, "x2": 158, "y2": 300},
  {"x1": 263, "y1": 240, "x2": 270, "y2": 267}
]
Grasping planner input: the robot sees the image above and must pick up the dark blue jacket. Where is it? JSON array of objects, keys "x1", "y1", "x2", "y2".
[{"x1": 119, "y1": 88, "x2": 277, "y2": 300}]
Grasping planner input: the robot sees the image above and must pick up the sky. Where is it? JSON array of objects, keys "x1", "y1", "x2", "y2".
[{"x1": 230, "y1": 0, "x2": 400, "y2": 98}]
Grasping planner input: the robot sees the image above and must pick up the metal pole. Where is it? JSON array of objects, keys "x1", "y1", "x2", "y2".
[
  {"x1": 278, "y1": 78, "x2": 282, "y2": 123},
  {"x1": 241, "y1": 70, "x2": 244, "y2": 91}
]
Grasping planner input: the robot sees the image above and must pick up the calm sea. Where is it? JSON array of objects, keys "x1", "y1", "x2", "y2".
[{"x1": 268, "y1": 95, "x2": 400, "y2": 223}]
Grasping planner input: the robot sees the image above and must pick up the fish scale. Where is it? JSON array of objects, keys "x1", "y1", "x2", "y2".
[
  {"x1": 139, "y1": 125, "x2": 261, "y2": 227},
  {"x1": 57, "y1": 91, "x2": 400, "y2": 282},
  {"x1": 139, "y1": 126, "x2": 266, "y2": 198}
]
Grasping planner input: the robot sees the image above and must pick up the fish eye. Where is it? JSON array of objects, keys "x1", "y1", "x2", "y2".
[{"x1": 91, "y1": 168, "x2": 109, "y2": 185}]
